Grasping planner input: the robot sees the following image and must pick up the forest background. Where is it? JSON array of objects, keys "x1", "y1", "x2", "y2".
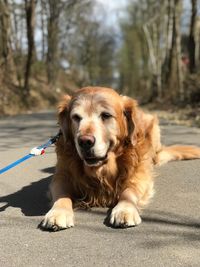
[{"x1": 0, "y1": 0, "x2": 200, "y2": 123}]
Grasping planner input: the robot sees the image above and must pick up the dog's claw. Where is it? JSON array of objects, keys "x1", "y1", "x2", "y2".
[
  {"x1": 109, "y1": 201, "x2": 142, "y2": 228},
  {"x1": 39, "y1": 208, "x2": 74, "y2": 231}
]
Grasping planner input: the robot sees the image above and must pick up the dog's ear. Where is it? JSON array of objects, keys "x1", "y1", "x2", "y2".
[
  {"x1": 122, "y1": 95, "x2": 156, "y2": 146},
  {"x1": 58, "y1": 94, "x2": 71, "y2": 141},
  {"x1": 122, "y1": 96, "x2": 138, "y2": 145}
]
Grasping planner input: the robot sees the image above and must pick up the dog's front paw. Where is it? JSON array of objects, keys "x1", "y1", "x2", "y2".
[
  {"x1": 40, "y1": 208, "x2": 74, "y2": 231},
  {"x1": 109, "y1": 201, "x2": 141, "y2": 228}
]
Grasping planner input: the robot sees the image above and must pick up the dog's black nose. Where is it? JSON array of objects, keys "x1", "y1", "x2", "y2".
[{"x1": 78, "y1": 135, "x2": 95, "y2": 150}]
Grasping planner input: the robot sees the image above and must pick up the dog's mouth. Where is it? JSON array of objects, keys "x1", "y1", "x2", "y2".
[{"x1": 83, "y1": 155, "x2": 108, "y2": 167}]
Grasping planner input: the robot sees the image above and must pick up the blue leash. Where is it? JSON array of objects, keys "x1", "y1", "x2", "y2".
[{"x1": 0, "y1": 131, "x2": 61, "y2": 175}]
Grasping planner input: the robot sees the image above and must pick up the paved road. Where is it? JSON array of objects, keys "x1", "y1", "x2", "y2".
[{"x1": 0, "y1": 111, "x2": 200, "y2": 267}]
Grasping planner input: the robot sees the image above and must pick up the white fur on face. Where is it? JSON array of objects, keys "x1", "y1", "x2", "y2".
[{"x1": 70, "y1": 97, "x2": 119, "y2": 160}]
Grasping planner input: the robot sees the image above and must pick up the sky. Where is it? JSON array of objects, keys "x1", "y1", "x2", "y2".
[
  {"x1": 95, "y1": 0, "x2": 128, "y2": 27},
  {"x1": 97, "y1": 0, "x2": 128, "y2": 11},
  {"x1": 96, "y1": 0, "x2": 196, "y2": 33}
]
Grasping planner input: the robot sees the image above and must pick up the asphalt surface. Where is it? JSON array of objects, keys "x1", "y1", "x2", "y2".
[{"x1": 0, "y1": 111, "x2": 200, "y2": 267}]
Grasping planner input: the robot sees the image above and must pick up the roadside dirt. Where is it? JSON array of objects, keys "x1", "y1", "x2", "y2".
[{"x1": 150, "y1": 106, "x2": 200, "y2": 128}]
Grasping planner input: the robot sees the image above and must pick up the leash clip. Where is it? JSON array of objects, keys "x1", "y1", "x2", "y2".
[{"x1": 30, "y1": 147, "x2": 45, "y2": 156}]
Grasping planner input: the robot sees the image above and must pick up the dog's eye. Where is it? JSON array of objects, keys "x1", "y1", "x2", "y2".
[
  {"x1": 101, "y1": 112, "x2": 112, "y2": 121},
  {"x1": 72, "y1": 114, "x2": 82, "y2": 123}
]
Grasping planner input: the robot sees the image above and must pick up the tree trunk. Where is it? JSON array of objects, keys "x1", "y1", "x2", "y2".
[
  {"x1": 10, "y1": 0, "x2": 20, "y2": 53},
  {"x1": 143, "y1": 24, "x2": 158, "y2": 99},
  {"x1": 163, "y1": 0, "x2": 174, "y2": 78},
  {"x1": 196, "y1": 18, "x2": 200, "y2": 66},
  {"x1": 0, "y1": 0, "x2": 15, "y2": 83},
  {"x1": 188, "y1": 0, "x2": 197, "y2": 73},
  {"x1": 167, "y1": 0, "x2": 184, "y2": 102},
  {"x1": 24, "y1": 0, "x2": 36, "y2": 97},
  {"x1": 46, "y1": 0, "x2": 60, "y2": 86},
  {"x1": 40, "y1": 0, "x2": 46, "y2": 61}
]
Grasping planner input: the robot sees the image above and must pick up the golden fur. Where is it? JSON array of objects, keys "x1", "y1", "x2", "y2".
[{"x1": 41, "y1": 87, "x2": 200, "y2": 231}]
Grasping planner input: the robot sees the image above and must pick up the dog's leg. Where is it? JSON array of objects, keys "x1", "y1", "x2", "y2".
[
  {"x1": 41, "y1": 176, "x2": 74, "y2": 231},
  {"x1": 109, "y1": 166, "x2": 154, "y2": 228},
  {"x1": 109, "y1": 188, "x2": 142, "y2": 228}
]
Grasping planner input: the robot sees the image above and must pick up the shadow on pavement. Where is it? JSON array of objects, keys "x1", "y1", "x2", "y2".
[
  {"x1": 143, "y1": 210, "x2": 200, "y2": 229},
  {"x1": 0, "y1": 176, "x2": 52, "y2": 216},
  {"x1": 41, "y1": 167, "x2": 55, "y2": 174},
  {"x1": 83, "y1": 207, "x2": 200, "y2": 231}
]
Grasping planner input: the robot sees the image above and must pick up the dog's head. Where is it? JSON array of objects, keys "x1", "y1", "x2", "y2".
[{"x1": 58, "y1": 87, "x2": 139, "y2": 167}]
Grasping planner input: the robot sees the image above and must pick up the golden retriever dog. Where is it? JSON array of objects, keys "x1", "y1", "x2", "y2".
[{"x1": 41, "y1": 87, "x2": 200, "y2": 231}]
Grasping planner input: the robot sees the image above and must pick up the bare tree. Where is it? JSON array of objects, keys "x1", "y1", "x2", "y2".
[
  {"x1": 24, "y1": 0, "x2": 36, "y2": 96},
  {"x1": 40, "y1": 0, "x2": 47, "y2": 61},
  {"x1": 167, "y1": 0, "x2": 184, "y2": 101},
  {"x1": 46, "y1": 0, "x2": 81, "y2": 86},
  {"x1": 0, "y1": 0, "x2": 15, "y2": 83},
  {"x1": 188, "y1": 0, "x2": 198, "y2": 73},
  {"x1": 143, "y1": 1, "x2": 167, "y2": 100},
  {"x1": 46, "y1": 0, "x2": 61, "y2": 86}
]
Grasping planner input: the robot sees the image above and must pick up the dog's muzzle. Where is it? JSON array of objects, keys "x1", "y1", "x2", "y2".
[{"x1": 77, "y1": 134, "x2": 108, "y2": 167}]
